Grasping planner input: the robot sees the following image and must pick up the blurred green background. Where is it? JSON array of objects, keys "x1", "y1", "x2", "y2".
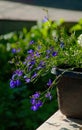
[{"x1": 0, "y1": 21, "x2": 58, "y2": 130}]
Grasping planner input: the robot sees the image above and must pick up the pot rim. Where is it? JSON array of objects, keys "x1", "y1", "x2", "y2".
[{"x1": 51, "y1": 67, "x2": 82, "y2": 78}]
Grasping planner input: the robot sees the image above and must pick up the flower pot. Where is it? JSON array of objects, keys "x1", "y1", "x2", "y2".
[{"x1": 51, "y1": 67, "x2": 82, "y2": 119}]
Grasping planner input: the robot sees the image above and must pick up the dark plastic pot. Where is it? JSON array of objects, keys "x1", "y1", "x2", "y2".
[{"x1": 51, "y1": 67, "x2": 82, "y2": 119}]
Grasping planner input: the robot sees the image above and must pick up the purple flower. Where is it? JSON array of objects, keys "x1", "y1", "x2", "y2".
[
  {"x1": 40, "y1": 61, "x2": 45, "y2": 66},
  {"x1": 45, "y1": 92, "x2": 52, "y2": 100},
  {"x1": 29, "y1": 40, "x2": 34, "y2": 45},
  {"x1": 25, "y1": 78, "x2": 31, "y2": 83},
  {"x1": 47, "y1": 79, "x2": 52, "y2": 86},
  {"x1": 46, "y1": 50, "x2": 51, "y2": 54},
  {"x1": 30, "y1": 92, "x2": 43, "y2": 111},
  {"x1": 46, "y1": 50, "x2": 51, "y2": 59},
  {"x1": 26, "y1": 55, "x2": 31, "y2": 60},
  {"x1": 30, "y1": 98, "x2": 36, "y2": 105},
  {"x1": 60, "y1": 42, "x2": 64, "y2": 49},
  {"x1": 36, "y1": 61, "x2": 45, "y2": 70},
  {"x1": 10, "y1": 79, "x2": 21, "y2": 88},
  {"x1": 31, "y1": 100, "x2": 43, "y2": 111},
  {"x1": 30, "y1": 60, "x2": 36, "y2": 65},
  {"x1": 12, "y1": 74, "x2": 17, "y2": 80},
  {"x1": 11, "y1": 48, "x2": 21, "y2": 54},
  {"x1": 10, "y1": 80, "x2": 16, "y2": 88},
  {"x1": 11, "y1": 48, "x2": 16, "y2": 54},
  {"x1": 16, "y1": 48, "x2": 21, "y2": 53},
  {"x1": 27, "y1": 49, "x2": 34, "y2": 54},
  {"x1": 35, "y1": 52, "x2": 40, "y2": 57},
  {"x1": 38, "y1": 45, "x2": 41, "y2": 50},
  {"x1": 36, "y1": 66, "x2": 42, "y2": 70},
  {"x1": 31, "y1": 72, "x2": 37, "y2": 79},
  {"x1": 42, "y1": 16, "x2": 48, "y2": 23},
  {"x1": 31, "y1": 105, "x2": 38, "y2": 111},
  {"x1": 15, "y1": 69, "x2": 23, "y2": 77},
  {"x1": 23, "y1": 61, "x2": 26, "y2": 65},
  {"x1": 36, "y1": 100, "x2": 43, "y2": 108},
  {"x1": 32, "y1": 92, "x2": 40, "y2": 99},
  {"x1": 46, "y1": 55, "x2": 50, "y2": 59},
  {"x1": 28, "y1": 65, "x2": 33, "y2": 71},
  {"x1": 16, "y1": 79, "x2": 21, "y2": 86},
  {"x1": 52, "y1": 51, "x2": 58, "y2": 57},
  {"x1": 28, "y1": 60, "x2": 35, "y2": 67}
]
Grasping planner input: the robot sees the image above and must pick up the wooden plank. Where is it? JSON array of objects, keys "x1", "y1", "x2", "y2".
[{"x1": 37, "y1": 110, "x2": 82, "y2": 130}]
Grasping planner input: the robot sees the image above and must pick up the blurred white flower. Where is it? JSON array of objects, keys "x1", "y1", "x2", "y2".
[{"x1": 77, "y1": 34, "x2": 82, "y2": 46}]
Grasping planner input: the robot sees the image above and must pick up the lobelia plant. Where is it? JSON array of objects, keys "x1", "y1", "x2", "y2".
[{"x1": 9, "y1": 17, "x2": 82, "y2": 111}]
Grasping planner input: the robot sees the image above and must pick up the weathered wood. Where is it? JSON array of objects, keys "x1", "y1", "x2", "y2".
[
  {"x1": 0, "y1": 1, "x2": 82, "y2": 22},
  {"x1": 0, "y1": 1, "x2": 82, "y2": 34},
  {"x1": 37, "y1": 110, "x2": 82, "y2": 130}
]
